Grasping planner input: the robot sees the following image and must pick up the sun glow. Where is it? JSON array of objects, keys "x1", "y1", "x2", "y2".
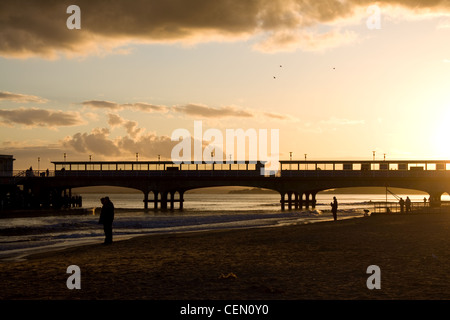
[{"x1": 430, "y1": 106, "x2": 450, "y2": 159}]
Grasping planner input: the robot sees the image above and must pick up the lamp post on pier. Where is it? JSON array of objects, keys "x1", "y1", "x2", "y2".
[
  {"x1": 289, "y1": 152, "x2": 292, "y2": 170},
  {"x1": 372, "y1": 151, "x2": 375, "y2": 170}
]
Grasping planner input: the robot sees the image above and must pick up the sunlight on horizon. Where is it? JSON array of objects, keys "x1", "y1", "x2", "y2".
[{"x1": 430, "y1": 106, "x2": 450, "y2": 159}]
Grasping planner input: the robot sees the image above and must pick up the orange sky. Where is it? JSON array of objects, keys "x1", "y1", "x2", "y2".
[{"x1": 1, "y1": 1, "x2": 450, "y2": 170}]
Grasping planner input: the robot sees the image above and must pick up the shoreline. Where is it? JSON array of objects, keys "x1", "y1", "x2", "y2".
[
  {"x1": 0, "y1": 211, "x2": 350, "y2": 262},
  {"x1": 2, "y1": 210, "x2": 450, "y2": 299}
]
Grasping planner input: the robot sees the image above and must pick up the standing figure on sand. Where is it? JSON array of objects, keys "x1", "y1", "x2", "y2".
[
  {"x1": 405, "y1": 196, "x2": 411, "y2": 213},
  {"x1": 331, "y1": 196, "x2": 338, "y2": 221},
  {"x1": 399, "y1": 197, "x2": 405, "y2": 213},
  {"x1": 99, "y1": 196, "x2": 115, "y2": 244}
]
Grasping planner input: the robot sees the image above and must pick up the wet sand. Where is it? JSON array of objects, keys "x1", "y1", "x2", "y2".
[{"x1": 1, "y1": 212, "x2": 450, "y2": 300}]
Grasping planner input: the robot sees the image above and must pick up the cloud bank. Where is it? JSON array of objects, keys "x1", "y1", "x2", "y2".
[
  {"x1": 0, "y1": 107, "x2": 84, "y2": 127},
  {"x1": 2, "y1": 0, "x2": 449, "y2": 58},
  {"x1": 0, "y1": 91, "x2": 48, "y2": 103},
  {"x1": 62, "y1": 121, "x2": 178, "y2": 160},
  {"x1": 82, "y1": 100, "x2": 168, "y2": 113},
  {"x1": 82, "y1": 99, "x2": 298, "y2": 120}
]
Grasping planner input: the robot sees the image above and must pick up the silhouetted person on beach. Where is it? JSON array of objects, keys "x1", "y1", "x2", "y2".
[
  {"x1": 331, "y1": 196, "x2": 338, "y2": 221},
  {"x1": 99, "y1": 197, "x2": 114, "y2": 244},
  {"x1": 399, "y1": 198, "x2": 405, "y2": 213},
  {"x1": 405, "y1": 196, "x2": 411, "y2": 213}
]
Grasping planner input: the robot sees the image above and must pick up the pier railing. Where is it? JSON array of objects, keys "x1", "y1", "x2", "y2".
[{"x1": 372, "y1": 201, "x2": 450, "y2": 214}]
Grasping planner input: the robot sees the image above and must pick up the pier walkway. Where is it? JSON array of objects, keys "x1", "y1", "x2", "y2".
[{"x1": 2, "y1": 159, "x2": 450, "y2": 210}]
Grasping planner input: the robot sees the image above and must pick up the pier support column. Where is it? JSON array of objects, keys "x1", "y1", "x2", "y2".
[
  {"x1": 153, "y1": 191, "x2": 159, "y2": 210},
  {"x1": 294, "y1": 192, "x2": 299, "y2": 209},
  {"x1": 160, "y1": 191, "x2": 168, "y2": 210},
  {"x1": 287, "y1": 192, "x2": 293, "y2": 210},
  {"x1": 298, "y1": 193, "x2": 303, "y2": 208},
  {"x1": 280, "y1": 192, "x2": 286, "y2": 211},
  {"x1": 143, "y1": 191, "x2": 149, "y2": 210},
  {"x1": 179, "y1": 191, "x2": 184, "y2": 210},
  {"x1": 304, "y1": 193, "x2": 310, "y2": 208},
  {"x1": 311, "y1": 193, "x2": 317, "y2": 209},
  {"x1": 429, "y1": 192, "x2": 442, "y2": 207},
  {"x1": 170, "y1": 191, "x2": 175, "y2": 210}
]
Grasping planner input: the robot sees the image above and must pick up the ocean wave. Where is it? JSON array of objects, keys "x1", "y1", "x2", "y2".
[{"x1": 0, "y1": 207, "x2": 365, "y2": 261}]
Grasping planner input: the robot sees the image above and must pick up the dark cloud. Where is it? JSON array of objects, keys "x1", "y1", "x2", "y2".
[
  {"x1": 107, "y1": 113, "x2": 142, "y2": 138},
  {"x1": 172, "y1": 104, "x2": 253, "y2": 118},
  {"x1": 82, "y1": 100, "x2": 168, "y2": 113},
  {"x1": 116, "y1": 134, "x2": 177, "y2": 159},
  {"x1": 1, "y1": 0, "x2": 448, "y2": 58},
  {"x1": 83, "y1": 99, "x2": 259, "y2": 118},
  {"x1": 62, "y1": 127, "x2": 177, "y2": 160},
  {"x1": 0, "y1": 91, "x2": 48, "y2": 103},
  {"x1": 0, "y1": 107, "x2": 84, "y2": 127},
  {"x1": 82, "y1": 100, "x2": 119, "y2": 109},
  {"x1": 263, "y1": 112, "x2": 290, "y2": 120},
  {"x1": 63, "y1": 128, "x2": 121, "y2": 156},
  {"x1": 132, "y1": 103, "x2": 168, "y2": 113}
]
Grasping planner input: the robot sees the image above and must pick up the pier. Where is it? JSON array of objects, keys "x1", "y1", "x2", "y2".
[{"x1": 2, "y1": 159, "x2": 450, "y2": 211}]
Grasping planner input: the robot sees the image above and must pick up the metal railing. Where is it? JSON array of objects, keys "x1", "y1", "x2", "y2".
[
  {"x1": 373, "y1": 201, "x2": 450, "y2": 214},
  {"x1": 1, "y1": 169, "x2": 264, "y2": 178}
]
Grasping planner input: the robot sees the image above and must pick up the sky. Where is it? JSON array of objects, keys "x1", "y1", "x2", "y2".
[{"x1": 1, "y1": 0, "x2": 450, "y2": 170}]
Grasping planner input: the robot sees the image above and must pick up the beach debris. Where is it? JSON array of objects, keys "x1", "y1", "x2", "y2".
[{"x1": 219, "y1": 272, "x2": 237, "y2": 280}]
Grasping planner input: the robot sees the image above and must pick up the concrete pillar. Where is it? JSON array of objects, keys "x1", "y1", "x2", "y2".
[
  {"x1": 288, "y1": 191, "x2": 292, "y2": 210},
  {"x1": 280, "y1": 192, "x2": 286, "y2": 211},
  {"x1": 143, "y1": 191, "x2": 149, "y2": 210},
  {"x1": 311, "y1": 192, "x2": 317, "y2": 208},
  {"x1": 294, "y1": 192, "x2": 299, "y2": 209},
  {"x1": 429, "y1": 192, "x2": 442, "y2": 207},
  {"x1": 304, "y1": 193, "x2": 310, "y2": 208},
  {"x1": 179, "y1": 191, "x2": 184, "y2": 210},
  {"x1": 170, "y1": 191, "x2": 175, "y2": 210},
  {"x1": 160, "y1": 191, "x2": 168, "y2": 210},
  {"x1": 153, "y1": 191, "x2": 159, "y2": 209}
]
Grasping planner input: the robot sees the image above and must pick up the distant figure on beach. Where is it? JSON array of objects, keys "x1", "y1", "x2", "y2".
[
  {"x1": 405, "y1": 197, "x2": 411, "y2": 213},
  {"x1": 99, "y1": 197, "x2": 115, "y2": 244},
  {"x1": 399, "y1": 198, "x2": 405, "y2": 213},
  {"x1": 331, "y1": 196, "x2": 338, "y2": 221}
]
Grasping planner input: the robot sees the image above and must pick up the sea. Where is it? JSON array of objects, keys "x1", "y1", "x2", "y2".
[{"x1": 0, "y1": 192, "x2": 445, "y2": 261}]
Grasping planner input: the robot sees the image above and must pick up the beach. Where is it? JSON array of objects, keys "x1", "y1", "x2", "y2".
[{"x1": 1, "y1": 211, "x2": 450, "y2": 301}]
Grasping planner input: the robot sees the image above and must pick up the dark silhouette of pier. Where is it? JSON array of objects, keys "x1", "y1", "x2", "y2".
[{"x1": 2, "y1": 159, "x2": 450, "y2": 211}]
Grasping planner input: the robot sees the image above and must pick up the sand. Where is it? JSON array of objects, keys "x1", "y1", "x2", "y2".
[{"x1": 1, "y1": 212, "x2": 450, "y2": 301}]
